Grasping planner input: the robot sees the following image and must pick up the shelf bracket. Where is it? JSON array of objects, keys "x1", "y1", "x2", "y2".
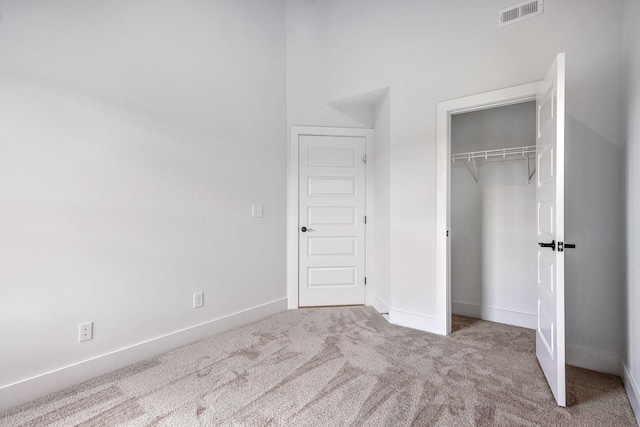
[
  {"x1": 527, "y1": 155, "x2": 536, "y2": 184},
  {"x1": 465, "y1": 158, "x2": 479, "y2": 184}
]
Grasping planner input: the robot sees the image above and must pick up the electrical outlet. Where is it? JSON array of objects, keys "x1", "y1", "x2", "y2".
[
  {"x1": 193, "y1": 291, "x2": 204, "y2": 308},
  {"x1": 252, "y1": 205, "x2": 263, "y2": 218},
  {"x1": 79, "y1": 322, "x2": 93, "y2": 342}
]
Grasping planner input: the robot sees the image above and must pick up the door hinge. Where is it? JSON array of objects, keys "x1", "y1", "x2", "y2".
[
  {"x1": 447, "y1": 230, "x2": 449, "y2": 237},
  {"x1": 364, "y1": 216, "x2": 367, "y2": 224},
  {"x1": 364, "y1": 277, "x2": 367, "y2": 285},
  {"x1": 362, "y1": 154, "x2": 367, "y2": 164}
]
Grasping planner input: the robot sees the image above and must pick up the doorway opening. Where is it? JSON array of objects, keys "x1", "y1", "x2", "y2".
[
  {"x1": 436, "y1": 53, "x2": 567, "y2": 407},
  {"x1": 435, "y1": 81, "x2": 542, "y2": 336},
  {"x1": 450, "y1": 101, "x2": 537, "y2": 330}
]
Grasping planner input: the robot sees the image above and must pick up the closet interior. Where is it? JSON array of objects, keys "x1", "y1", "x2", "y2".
[{"x1": 450, "y1": 101, "x2": 538, "y2": 330}]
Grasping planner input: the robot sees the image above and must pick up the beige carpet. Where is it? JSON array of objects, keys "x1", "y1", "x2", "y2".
[{"x1": 0, "y1": 306, "x2": 636, "y2": 426}]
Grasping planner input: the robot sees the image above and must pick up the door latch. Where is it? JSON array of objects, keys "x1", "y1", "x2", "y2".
[{"x1": 558, "y1": 242, "x2": 576, "y2": 252}]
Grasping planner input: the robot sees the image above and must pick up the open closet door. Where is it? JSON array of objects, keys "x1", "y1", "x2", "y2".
[{"x1": 535, "y1": 53, "x2": 566, "y2": 407}]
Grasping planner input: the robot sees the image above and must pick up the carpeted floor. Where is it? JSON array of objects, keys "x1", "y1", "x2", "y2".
[{"x1": 0, "y1": 306, "x2": 636, "y2": 426}]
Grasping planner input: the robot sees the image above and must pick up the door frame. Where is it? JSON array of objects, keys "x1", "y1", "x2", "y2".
[
  {"x1": 287, "y1": 126, "x2": 375, "y2": 309},
  {"x1": 435, "y1": 82, "x2": 542, "y2": 335}
]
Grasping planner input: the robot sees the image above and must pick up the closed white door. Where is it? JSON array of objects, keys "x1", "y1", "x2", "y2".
[
  {"x1": 535, "y1": 53, "x2": 566, "y2": 407},
  {"x1": 298, "y1": 135, "x2": 366, "y2": 307}
]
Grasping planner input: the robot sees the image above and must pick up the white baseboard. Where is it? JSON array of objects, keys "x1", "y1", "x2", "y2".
[
  {"x1": 369, "y1": 294, "x2": 390, "y2": 314},
  {"x1": 452, "y1": 300, "x2": 536, "y2": 330},
  {"x1": 389, "y1": 309, "x2": 438, "y2": 333},
  {"x1": 565, "y1": 343, "x2": 621, "y2": 376},
  {"x1": 622, "y1": 361, "x2": 640, "y2": 425},
  {"x1": 0, "y1": 298, "x2": 288, "y2": 413}
]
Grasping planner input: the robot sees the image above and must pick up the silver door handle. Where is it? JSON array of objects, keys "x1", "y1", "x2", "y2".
[{"x1": 301, "y1": 227, "x2": 315, "y2": 232}]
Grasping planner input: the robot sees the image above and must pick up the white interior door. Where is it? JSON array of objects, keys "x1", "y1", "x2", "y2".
[
  {"x1": 535, "y1": 53, "x2": 566, "y2": 407},
  {"x1": 298, "y1": 135, "x2": 366, "y2": 307}
]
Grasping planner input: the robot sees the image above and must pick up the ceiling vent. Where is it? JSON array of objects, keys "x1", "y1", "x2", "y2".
[{"x1": 499, "y1": 1, "x2": 544, "y2": 27}]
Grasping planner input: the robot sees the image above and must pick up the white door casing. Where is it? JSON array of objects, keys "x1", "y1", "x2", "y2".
[
  {"x1": 535, "y1": 53, "x2": 566, "y2": 407},
  {"x1": 436, "y1": 82, "x2": 542, "y2": 335},
  {"x1": 298, "y1": 135, "x2": 366, "y2": 306},
  {"x1": 288, "y1": 127, "x2": 374, "y2": 309}
]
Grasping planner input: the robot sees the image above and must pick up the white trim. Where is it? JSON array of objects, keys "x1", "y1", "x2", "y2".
[
  {"x1": 622, "y1": 361, "x2": 640, "y2": 424},
  {"x1": 288, "y1": 126, "x2": 375, "y2": 309},
  {"x1": 564, "y1": 343, "x2": 621, "y2": 376},
  {"x1": 0, "y1": 298, "x2": 287, "y2": 413},
  {"x1": 435, "y1": 82, "x2": 542, "y2": 336},
  {"x1": 452, "y1": 301, "x2": 536, "y2": 330},
  {"x1": 389, "y1": 309, "x2": 438, "y2": 333},
  {"x1": 370, "y1": 293, "x2": 390, "y2": 314}
]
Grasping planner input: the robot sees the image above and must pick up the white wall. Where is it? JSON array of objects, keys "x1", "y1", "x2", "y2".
[
  {"x1": 0, "y1": 0, "x2": 287, "y2": 410},
  {"x1": 373, "y1": 92, "x2": 391, "y2": 311},
  {"x1": 286, "y1": 0, "x2": 625, "y2": 372},
  {"x1": 451, "y1": 103, "x2": 537, "y2": 329},
  {"x1": 623, "y1": 0, "x2": 640, "y2": 420}
]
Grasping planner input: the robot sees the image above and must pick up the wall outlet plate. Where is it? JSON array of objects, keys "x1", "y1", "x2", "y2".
[
  {"x1": 252, "y1": 205, "x2": 263, "y2": 218},
  {"x1": 193, "y1": 291, "x2": 204, "y2": 308},
  {"x1": 79, "y1": 322, "x2": 93, "y2": 342}
]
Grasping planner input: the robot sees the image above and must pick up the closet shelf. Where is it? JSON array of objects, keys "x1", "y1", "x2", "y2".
[{"x1": 451, "y1": 145, "x2": 536, "y2": 184}]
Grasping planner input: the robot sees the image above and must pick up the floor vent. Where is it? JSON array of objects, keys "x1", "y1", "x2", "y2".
[{"x1": 499, "y1": 1, "x2": 544, "y2": 27}]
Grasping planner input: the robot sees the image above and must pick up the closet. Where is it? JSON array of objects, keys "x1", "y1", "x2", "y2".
[{"x1": 450, "y1": 101, "x2": 537, "y2": 330}]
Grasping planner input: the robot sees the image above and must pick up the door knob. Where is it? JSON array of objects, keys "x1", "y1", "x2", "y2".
[
  {"x1": 301, "y1": 227, "x2": 315, "y2": 232},
  {"x1": 538, "y1": 240, "x2": 555, "y2": 251}
]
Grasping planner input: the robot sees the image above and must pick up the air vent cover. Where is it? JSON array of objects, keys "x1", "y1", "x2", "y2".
[{"x1": 499, "y1": 1, "x2": 543, "y2": 27}]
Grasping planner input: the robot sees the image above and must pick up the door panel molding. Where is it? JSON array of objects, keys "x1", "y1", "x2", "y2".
[
  {"x1": 288, "y1": 126, "x2": 374, "y2": 309},
  {"x1": 298, "y1": 135, "x2": 365, "y2": 305}
]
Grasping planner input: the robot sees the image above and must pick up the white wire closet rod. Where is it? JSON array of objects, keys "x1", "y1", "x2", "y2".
[
  {"x1": 451, "y1": 145, "x2": 536, "y2": 163},
  {"x1": 451, "y1": 145, "x2": 537, "y2": 184}
]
